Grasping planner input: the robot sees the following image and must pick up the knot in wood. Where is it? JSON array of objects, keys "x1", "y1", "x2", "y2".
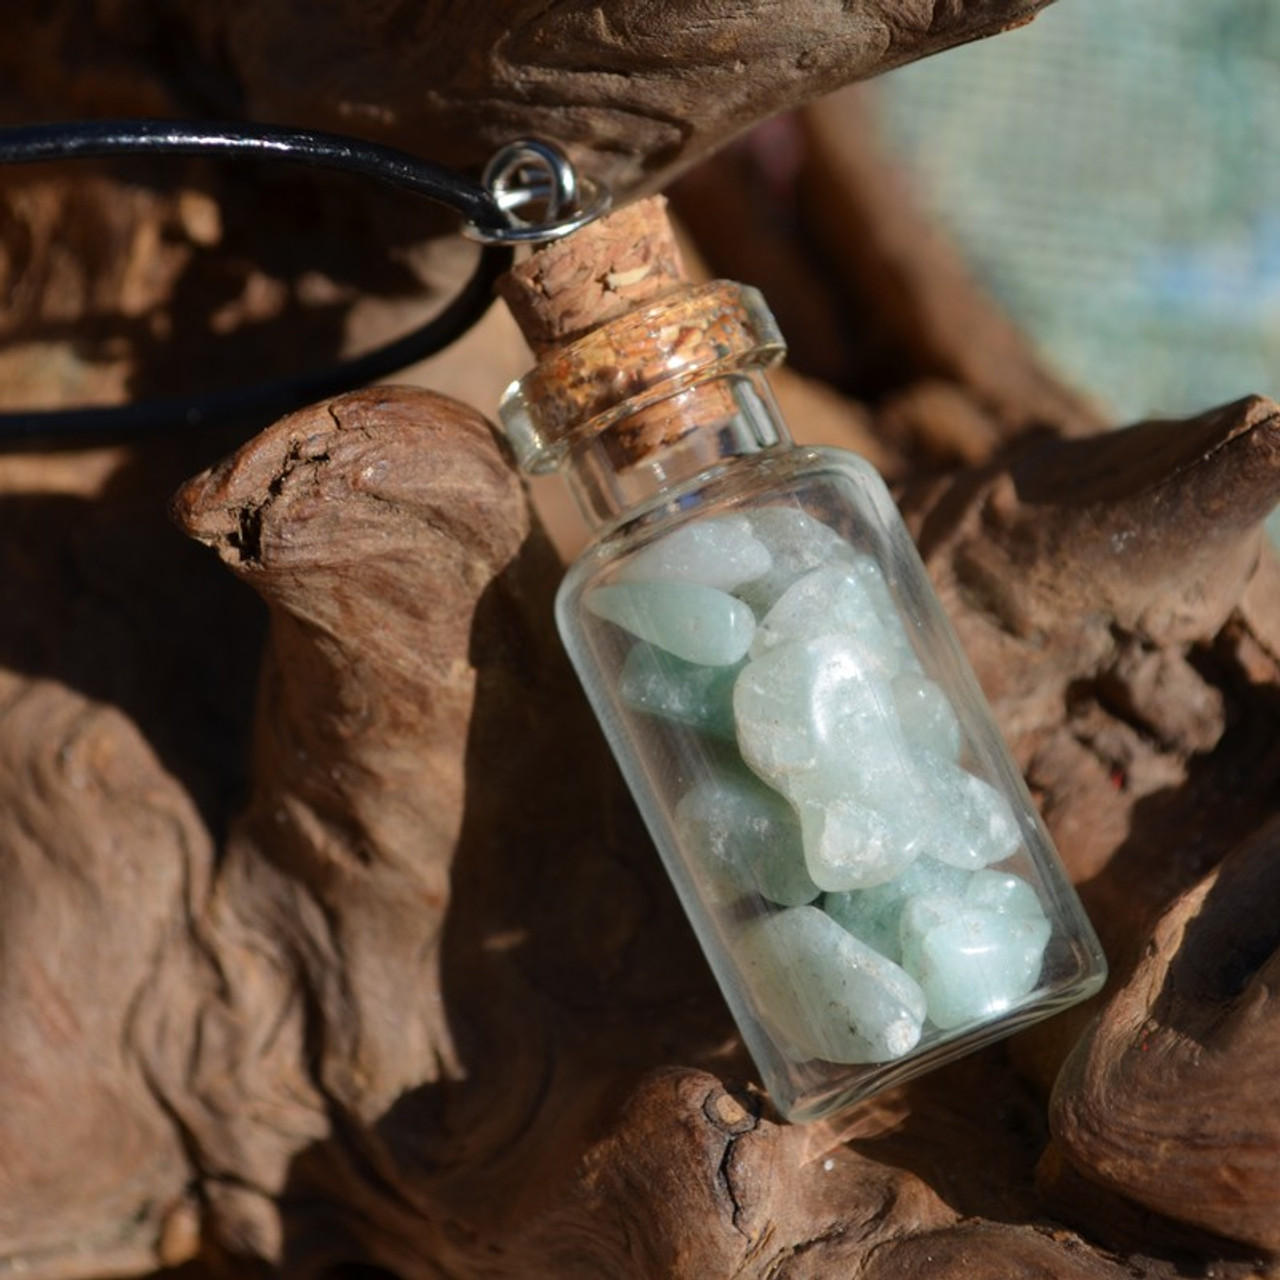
[{"x1": 703, "y1": 1087, "x2": 759, "y2": 1136}]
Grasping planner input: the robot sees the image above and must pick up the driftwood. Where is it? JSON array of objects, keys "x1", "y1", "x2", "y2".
[{"x1": 1, "y1": 2, "x2": 1279, "y2": 1277}]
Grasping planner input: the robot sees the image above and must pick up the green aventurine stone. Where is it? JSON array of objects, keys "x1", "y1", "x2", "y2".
[
  {"x1": 893, "y1": 673, "x2": 962, "y2": 760},
  {"x1": 617, "y1": 515, "x2": 772, "y2": 591},
  {"x1": 736, "y1": 905, "x2": 926, "y2": 1064},
  {"x1": 618, "y1": 645, "x2": 740, "y2": 740},
  {"x1": 795, "y1": 793, "x2": 919, "y2": 891},
  {"x1": 732, "y1": 634, "x2": 907, "y2": 796},
  {"x1": 914, "y1": 749, "x2": 1024, "y2": 870},
  {"x1": 900, "y1": 895, "x2": 1051, "y2": 1030},
  {"x1": 674, "y1": 771, "x2": 820, "y2": 907},
  {"x1": 824, "y1": 857, "x2": 971, "y2": 963},
  {"x1": 750, "y1": 563, "x2": 903, "y2": 676},
  {"x1": 964, "y1": 869, "x2": 1046, "y2": 920},
  {"x1": 587, "y1": 581, "x2": 755, "y2": 666},
  {"x1": 736, "y1": 507, "x2": 856, "y2": 613}
]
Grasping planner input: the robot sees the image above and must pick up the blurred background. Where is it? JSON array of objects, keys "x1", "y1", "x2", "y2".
[{"x1": 874, "y1": 0, "x2": 1280, "y2": 423}]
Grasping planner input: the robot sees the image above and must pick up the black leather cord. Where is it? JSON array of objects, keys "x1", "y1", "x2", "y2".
[{"x1": 0, "y1": 119, "x2": 515, "y2": 441}]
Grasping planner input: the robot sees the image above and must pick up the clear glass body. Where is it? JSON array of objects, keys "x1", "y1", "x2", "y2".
[{"x1": 503, "y1": 287, "x2": 1106, "y2": 1124}]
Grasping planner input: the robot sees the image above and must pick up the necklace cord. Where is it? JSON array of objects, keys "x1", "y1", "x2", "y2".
[{"x1": 0, "y1": 118, "x2": 527, "y2": 442}]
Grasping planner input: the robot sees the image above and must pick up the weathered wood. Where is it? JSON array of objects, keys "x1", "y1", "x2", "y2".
[
  {"x1": 2, "y1": 1, "x2": 1280, "y2": 1275},
  {"x1": 0, "y1": 0, "x2": 1061, "y2": 470},
  {"x1": 1050, "y1": 813, "x2": 1280, "y2": 1253},
  {"x1": 0, "y1": 434, "x2": 263, "y2": 1275},
  {"x1": 903, "y1": 397, "x2": 1280, "y2": 954},
  {"x1": 163, "y1": 0, "x2": 1057, "y2": 194},
  {"x1": 157, "y1": 386, "x2": 1139, "y2": 1279},
  {"x1": 4, "y1": 379, "x2": 1277, "y2": 1278}
]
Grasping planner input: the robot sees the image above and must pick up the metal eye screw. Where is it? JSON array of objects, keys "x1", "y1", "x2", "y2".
[{"x1": 465, "y1": 138, "x2": 612, "y2": 245}]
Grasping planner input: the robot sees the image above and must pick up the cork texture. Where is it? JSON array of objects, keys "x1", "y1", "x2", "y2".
[{"x1": 498, "y1": 196, "x2": 687, "y2": 355}]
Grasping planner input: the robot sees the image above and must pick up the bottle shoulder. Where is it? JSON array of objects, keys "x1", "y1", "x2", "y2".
[{"x1": 557, "y1": 444, "x2": 896, "y2": 606}]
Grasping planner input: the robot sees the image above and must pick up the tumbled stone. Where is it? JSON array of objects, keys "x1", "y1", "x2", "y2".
[
  {"x1": 733, "y1": 634, "x2": 906, "y2": 798},
  {"x1": 900, "y1": 895, "x2": 1051, "y2": 1030},
  {"x1": 796, "y1": 794, "x2": 919, "y2": 892},
  {"x1": 587, "y1": 581, "x2": 755, "y2": 666},
  {"x1": 849, "y1": 554, "x2": 921, "y2": 671},
  {"x1": 736, "y1": 506, "x2": 856, "y2": 613},
  {"x1": 824, "y1": 857, "x2": 971, "y2": 963},
  {"x1": 674, "y1": 770, "x2": 820, "y2": 907},
  {"x1": 617, "y1": 514, "x2": 772, "y2": 591},
  {"x1": 964, "y1": 869, "x2": 1046, "y2": 920},
  {"x1": 618, "y1": 645, "x2": 740, "y2": 740},
  {"x1": 898, "y1": 895, "x2": 957, "y2": 972},
  {"x1": 893, "y1": 673, "x2": 962, "y2": 760},
  {"x1": 750, "y1": 564, "x2": 903, "y2": 676},
  {"x1": 915, "y1": 749, "x2": 1024, "y2": 870},
  {"x1": 735, "y1": 905, "x2": 926, "y2": 1063}
]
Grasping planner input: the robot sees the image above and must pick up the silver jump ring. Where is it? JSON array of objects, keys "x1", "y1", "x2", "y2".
[{"x1": 464, "y1": 138, "x2": 612, "y2": 245}]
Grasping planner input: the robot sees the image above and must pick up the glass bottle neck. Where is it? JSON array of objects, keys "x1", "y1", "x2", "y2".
[
  {"x1": 497, "y1": 279, "x2": 792, "y2": 533},
  {"x1": 564, "y1": 371, "x2": 792, "y2": 532}
]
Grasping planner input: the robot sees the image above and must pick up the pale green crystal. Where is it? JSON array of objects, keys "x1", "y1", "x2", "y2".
[
  {"x1": 736, "y1": 507, "x2": 857, "y2": 613},
  {"x1": 900, "y1": 895, "x2": 1051, "y2": 1029},
  {"x1": 587, "y1": 581, "x2": 755, "y2": 666},
  {"x1": 716, "y1": 502, "x2": 1045, "y2": 1038},
  {"x1": 914, "y1": 748, "x2": 1023, "y2": 870},
  {"x1": 734, "y1": 635, "x2": 946, "y2": 887},
  {"x1": 733, "y1": 634, "x2": 910, "y2": 798},
  {"x1": 750, "y1": 564, "x2": 903, "y2": 676},
  {"x1": 675, "y1": 770, "x2": 820, "y2": 907},
  {"x1": 899, "y1": 895, "x2": 954, "y2": 972},
  {"x1": 824, "y1": 857, "x2": 971, "y2": 963},
  {"x1": 893, "y1": 673, "x2": 962, "y2": 760},
  {"x1": 618, "y1": 645, "x2": 740, "y2": 739},
  {"x1": 735, "y1": 905, "x2": 926, "y2": 1063},
  {"x1": 849, "y1": 555, "x2": 921, "y2": 671},
  {"x1": 796, "y1": 794, "x2": 919, "y2": 891},
  {"x1": 964, "y1": 869, "x2": 1046, "y2": 920},
  {"x1": 618, "y1": 515, "x2": 772, "y2": 591}
]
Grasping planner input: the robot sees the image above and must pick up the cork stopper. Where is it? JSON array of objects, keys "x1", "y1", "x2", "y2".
[
  {"x1": 498, "y1": 196, "x2": 687, "y2": 355},
  {"x1": 497, "y1": 198, "x2": 786, "y2": 474}
]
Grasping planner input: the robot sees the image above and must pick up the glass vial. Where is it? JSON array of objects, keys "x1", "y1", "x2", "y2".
[{"x1": 499, "y1": 275, "x2": 1106, "y2": 1125}]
